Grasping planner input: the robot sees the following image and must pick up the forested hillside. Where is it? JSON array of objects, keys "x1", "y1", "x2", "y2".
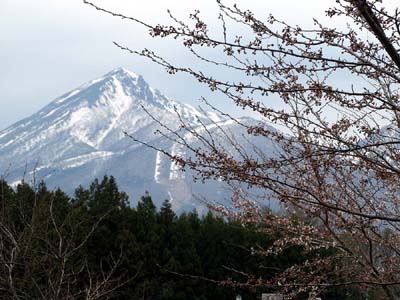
[{"x1": 0, "y1": 176, "x2": 363, "y2": 299}]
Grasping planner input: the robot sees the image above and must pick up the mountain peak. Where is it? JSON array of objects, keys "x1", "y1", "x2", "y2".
[
  {"x1": 101, "y1": 68, "x2": 152, "y2": 97},
  {"x1": 105, "y1": 67, "x2": 139, "y2": 79}
]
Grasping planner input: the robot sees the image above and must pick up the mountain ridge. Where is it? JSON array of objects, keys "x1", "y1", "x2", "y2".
[{"x1": 0, "y1": 68, "x2": 275, "y2": 212}]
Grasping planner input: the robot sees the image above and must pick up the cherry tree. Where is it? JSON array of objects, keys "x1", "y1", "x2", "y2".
[{"x1": 85, "y1": 0, "x2": 400, "y2": 298}]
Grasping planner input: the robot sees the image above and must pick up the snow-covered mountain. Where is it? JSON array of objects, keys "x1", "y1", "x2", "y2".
[{"x1": 0, "y1": 68, "x2": 277, "y2": 212}]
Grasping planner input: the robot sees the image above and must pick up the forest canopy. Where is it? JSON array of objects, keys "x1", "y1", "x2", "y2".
[{"x1": 0, "y1": 176, "x2": 363, "y2": 299}]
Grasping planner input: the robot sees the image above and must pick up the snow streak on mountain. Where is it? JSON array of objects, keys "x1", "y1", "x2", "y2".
[{"x1": 0, "y1": 68, "x2": 276, "y2": 211}]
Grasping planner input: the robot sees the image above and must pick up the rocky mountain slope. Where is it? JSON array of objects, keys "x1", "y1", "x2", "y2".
[{"x1": 0, "y1": 68, "x2": 277, "y2": 211}]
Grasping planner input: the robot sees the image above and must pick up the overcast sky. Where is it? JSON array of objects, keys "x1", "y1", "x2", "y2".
[{"x1": 0, "y1": 0, "x2": 349, "y2": 130}]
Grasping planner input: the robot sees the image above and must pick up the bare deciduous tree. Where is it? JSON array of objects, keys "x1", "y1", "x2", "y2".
[{"x1": 0, "y1": 181, "x2": 131, "y2": 300}]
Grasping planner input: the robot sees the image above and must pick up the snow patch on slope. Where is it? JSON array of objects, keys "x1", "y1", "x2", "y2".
[
  {"x1": 169, "y1": 143, "x2": 185, "y2": 180},
  {"x1": 154, "y1": 151, "x2": 163, "y2": 183}
]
